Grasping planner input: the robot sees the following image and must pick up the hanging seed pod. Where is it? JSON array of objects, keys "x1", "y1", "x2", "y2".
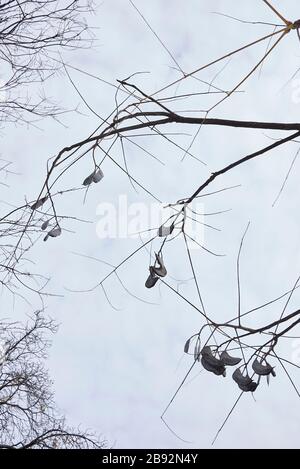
[
  {"x1": 158, "y1": 223, "x2": 174, "y2": 237},
  {"x1": 31, "y1": 196, "x2": 48, "y2": 211},
  {"x1": 201, "y1": 346, "x2": 225, "y2": 368},
  {"x1": 220, "y1": 351, "x2": 242, "y2": 366},
  {"x1": 48, "y1": 226, "x2": 61, "y2": 238},
  {"x1": 152, "y1": 252, "x2": 167, "y2": 277},
  {"x1": 201, "y1": 355, "x2": 226, "y2": 376},
  {"x1": 232, "y1": 368, "x2": 258, "y2": 392},
  {"x1": 43, "y1": 226, "x2": 62, "y2": 242},
  {"x1": 252, "y1": 358, "x2": 276, "y2": 377},
  {"x1": 201, "y1": 346, "x2": 226, "y2": 376},
  {"x1": 145, "y1": 275, "x2": 159, "y2": 288},
  {"x1": 41, "y1": 219, "x2": 50, "y2": 231},
  {"x1": 83, "y1": 168, "x2": 104, "y2": 186},
  {"x1": 82, "y1": 172, "x2": 95, "y2": 186},
  {"x1": 145, "y1": 267, "x2": 159, "y2": 289},
  {"x1": 92, "y1": 168, "x2": 104, "y2": 183}
]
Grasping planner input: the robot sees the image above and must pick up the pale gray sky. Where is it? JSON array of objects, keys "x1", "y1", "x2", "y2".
[{"x1": 3, "y1": 0, "x2": 300, "y2": 449}]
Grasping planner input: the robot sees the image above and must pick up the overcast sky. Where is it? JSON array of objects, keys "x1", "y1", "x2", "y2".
[{"x1": 3, "y1": 0, "x2": 300, "y2": 449}]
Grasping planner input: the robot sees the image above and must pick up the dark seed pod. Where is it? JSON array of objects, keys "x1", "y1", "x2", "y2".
[
  {"x1": 145, "y1": 267, "x2": 159, "y2": 289},
  {"x1": 43, "y1": 226, "x2": 62, "y2": 242},
  {"x1": 83, "y1": 173, "x2": 94, "y2": 186},
  {"x1": 201, "y1": 355, "x2": 226, "y2": 376},
  {"x1": 31, "y1": 196, "x2": 48, "y2": 210},
  {"x1": 232, "y1": 368, "x2": 258, "y2": 392},
  {"x1": 201, "y1": 346, "x2": 226, "y2": 377},
  {"x1": 41, "y1": 219, "x2": 50, "y2": 231},
  {"x1": 48, "y1": 226, "x2": 61, "y2": 238},
  {"x1": 158, "y1": 223, "x2": 174, "y2": 237},
  {"x1": 220, "y1": 351, "x2": 242, "y2": 366},
  {"x1": 83, "y1": 168, "x2": 104, "y2": 186},
  {"x1": 252, "y1": 358, "x2": 275, "y2": 377},
  {"x1": 145, "y1": 275, "x2": 159, "y2": 288}
]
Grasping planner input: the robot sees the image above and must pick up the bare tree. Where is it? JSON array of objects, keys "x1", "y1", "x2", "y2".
[
  {"x1": 0, "y1": 0, "x2": 107, "y2": 450},
  {"x1": 0, "y1": 0, "x2": 94, "y2": 301},
  {"x1": 0, "y1": 0, "x2": 93, "y2": 123},
  {"x1": 0, "y1": 310, "x2": 105, "y2": 449}
]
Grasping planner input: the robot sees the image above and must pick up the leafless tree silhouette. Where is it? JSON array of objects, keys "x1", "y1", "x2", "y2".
[
  {"x1": 0, "y1": 0, "x2": 107, "y2": 450},
  {"x1": 0, "y1": 0, "x2": 93, "y2": 123},
  {"x1": 0, "y1": 311, "x2": 105, "y2": 448}
]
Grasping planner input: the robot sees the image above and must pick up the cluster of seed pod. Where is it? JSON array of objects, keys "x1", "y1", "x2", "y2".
[
  {"x1": 30, "y1": 166, "x2": 105, "y2": 244},
  {"x1": 39, "y1": 212, "x2": 62, "y2": 242},
  {"x1": 186, "y1": 342, "x2": 276, "y2": 393},
  {"x1": 145, "y1": 252, "x2": 167, "y2": 288},
  {"x1": 200, "y1": 346, "x2": 241, "y2": 378},
  {"x1": 30, "y1": 196, "x2": 62, "y2": 242}
]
